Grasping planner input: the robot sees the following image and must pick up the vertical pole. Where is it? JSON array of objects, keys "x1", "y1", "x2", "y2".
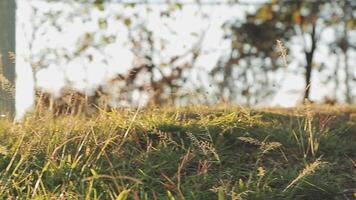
[{"x1": 0, "y1": 0, "x2": 16, "y2": 118}]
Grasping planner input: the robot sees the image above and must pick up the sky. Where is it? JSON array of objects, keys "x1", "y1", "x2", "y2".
[{"x1": 14, "y1": 0, "x2": 355, "y2": 119}]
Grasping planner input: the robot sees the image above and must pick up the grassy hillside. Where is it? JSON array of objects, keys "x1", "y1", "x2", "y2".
[{"x1": 0, "y1": 106, "x2": 355, "y2": 199}]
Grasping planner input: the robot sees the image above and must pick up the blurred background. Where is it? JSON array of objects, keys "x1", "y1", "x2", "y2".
[{"x1": 1, "y1": 0, "x2": 356, "y2": 118}]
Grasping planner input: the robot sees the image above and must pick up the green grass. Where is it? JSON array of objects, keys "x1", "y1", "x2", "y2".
[{"x1": 0, "y1": 105, "x2": 355, "y2": 199}]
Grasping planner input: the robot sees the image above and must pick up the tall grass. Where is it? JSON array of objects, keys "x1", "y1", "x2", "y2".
[
  {"x1": 0, "y1": 50, "x2": 355, "y2": 198},
  {"x1": 0, "y1": 105, "x2": 354, "y2": 199}
]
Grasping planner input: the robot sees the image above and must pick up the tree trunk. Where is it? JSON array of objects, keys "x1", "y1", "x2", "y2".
[
  {"x1": 343, "y1": 1, "x2": 352, "y2": 104},
  {"x1": 344, "y1": 49, "x2": 351, "y2": 104},
  {"x1": 303, "y1": 23, "x2": 317, "y2": 101},
  {"x1": 0, "y1": 0, "x2": 16, "y2": 118}
]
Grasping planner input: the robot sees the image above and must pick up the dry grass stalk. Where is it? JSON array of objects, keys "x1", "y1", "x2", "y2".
[
  {"x1": 283, "y1": 158, "x2": 327, "y2": 192},
  {"x1": 276, "y1": 40, "x2": 288, "y2": 67},
  {"x1": 304, "y1": 102, "x2": 319, "y2": 158},
  {"x1": 187, "y1": 132, "x2": 220, "y2": 162},
  {"x1": 0, "y1": 53, "x2": 15, "y2": 98},
  {"x1": 260, "y1": 141, "x2": 281, "y2": 155},
  {"x1": 0, "y1": 73, "x2": 15, "y2": 97},
  {"x1": 237, "y1": 136, "x2": 281, "y2": 155},
  {"x1": 8, "y1": 52, "x2": 16, "y2": 64},
  {"x1": 237, "y1": 136, "x2": 261, "y2": 146}
]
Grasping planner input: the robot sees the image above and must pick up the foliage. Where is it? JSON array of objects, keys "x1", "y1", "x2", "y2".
[
  {"x1": 27, "y1": 0, "x2": 208, "y2": 107},
  {"x1": 0, "y1": 105, "x2": 355, "y2": 199},
  {"x1": 213, "y1": 0, "x2": 356, "y2": 103},
  {"x1": 20, "y1": 0, "x2": 356, "y2": 109}
]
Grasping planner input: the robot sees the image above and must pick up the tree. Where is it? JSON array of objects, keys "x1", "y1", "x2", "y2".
[
  {"x1": 211, "y1": 1, "x2": 295, "y2": 105},
  {"x1": 29, "y1": 1, "x2": 207, "y2": 111},
  {"x1": 214, "y1": 0, "x2": 355, "y2": 104},
  {"x1": 106, "y1": 7, "x2": 205, "y2": 106},
  {"x1": 0, "y1": 0, "x2": 16, "y2": 118},
  {"x1": 334, "y1": 0, "x2": 355, "y2": 103}
]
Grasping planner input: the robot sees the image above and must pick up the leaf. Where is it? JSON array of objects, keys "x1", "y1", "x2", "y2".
[
  {"x1": 347, "y1": 19, "x2": 355, "y2": 29},
  {"x1": 98, "y1": 18, "x2": 107, "y2": 29},
  {"x1": 218, "y1": 187, "x2": 225, "y2": 200},
  {"x1": 175, "y1": 3, "x2": 183, "y2": 10},
  {"x1": 124, "y1": 18, "x2": 132, "y2": 27},
  {"x1": 125, "y1": 3, "x2": 136, "y2": 8},
  {"x1": 116, "y1": 189, "x2": 131, "y2": 200},
  {"x1": 293, "y1": 10, "x2": 302, "y2": 25},
  {"x1": 190, "y1": 32, "x2": 199, "y2": 37},
  {"x1": 239, "y1": 178, "x2": 245, "y2": 189},
  {"x1": 94, "y1": 0, "x2": 105, "y2": 11},
  {"x1": 90, "y1": 169, "x2": 98, "y2": 177},
  {"x1": 167, "y1": 191, "x2": 176, "y2": 200},
  {"x1": 256, "y1": 6, "x2": 273, "y2": 21}
]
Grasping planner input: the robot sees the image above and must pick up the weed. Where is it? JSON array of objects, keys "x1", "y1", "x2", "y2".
[{"x1": 0, "y1": 106, "x2": 354, "y2": 199}]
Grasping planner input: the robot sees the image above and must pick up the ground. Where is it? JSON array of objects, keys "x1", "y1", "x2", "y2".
[{"x1": 0, "y1": 105, "x2": 355, "y2": 199}]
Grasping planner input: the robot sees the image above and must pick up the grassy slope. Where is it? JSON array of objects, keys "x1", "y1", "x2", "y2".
[{"x1": 0, "y1": 106, "x2": 355, "y2": 199}]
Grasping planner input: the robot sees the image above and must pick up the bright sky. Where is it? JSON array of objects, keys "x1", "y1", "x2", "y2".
[{"x1": 14, "y1": 0, "x2": 355, "y2": 119}]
